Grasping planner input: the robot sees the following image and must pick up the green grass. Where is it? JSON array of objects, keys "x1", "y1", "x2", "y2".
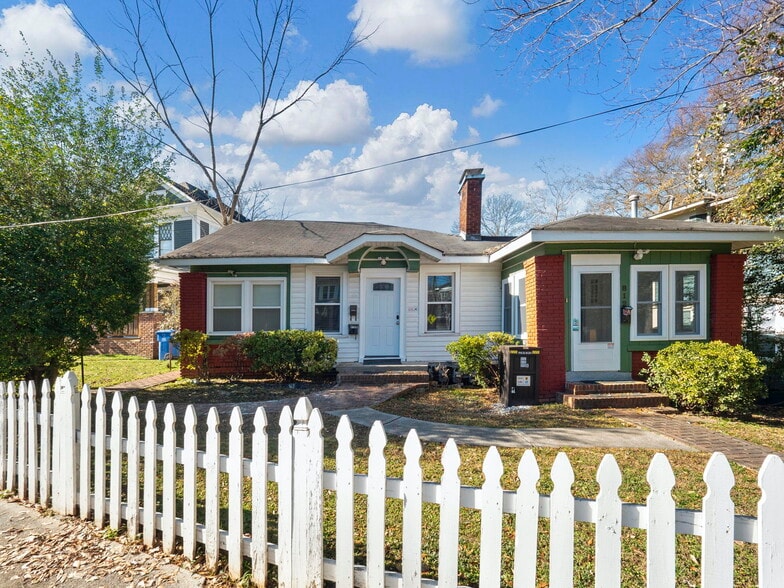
[
  {"x1": 376, "y1": 385, "x2": 628, "y2": 428},
  {"x1": 80, "y1": 354, "x2": 179, "y2": 389}
]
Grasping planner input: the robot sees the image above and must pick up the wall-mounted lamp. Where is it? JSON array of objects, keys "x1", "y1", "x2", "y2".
[
  {"x1": 633, "y1": 249, "x2": 650, "y2": 261},
  {"x1": 227, "y1": 269, "x2": 237, "y2": 277},
  {"x1": 377, "y1": 256, "x2": 389, "y2": 266}
]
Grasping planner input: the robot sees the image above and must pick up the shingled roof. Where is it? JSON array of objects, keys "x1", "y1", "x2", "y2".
[{"x1": 159, "y1": 219, "x2": 511, "y2": 264}]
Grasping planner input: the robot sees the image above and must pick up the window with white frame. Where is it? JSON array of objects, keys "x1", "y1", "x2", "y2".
[
  {"x1": 502, "y1": 272, "x2": 527, "y2": 339},
  {"x1": 631, "y1": 265, "x2": 706, "y2": 340},
  {"x1": 157, "y1": 222, "x2": 174, "y2": 256},
  {"x1": 314, "y1": 276, "x2": 342, "y2": 333},
  {"x1": 208, "y1": 278, "x2": 285, "y2": 334},
  {"x1": 426, "y1": 274, "x2": 454, "y2": 332}
]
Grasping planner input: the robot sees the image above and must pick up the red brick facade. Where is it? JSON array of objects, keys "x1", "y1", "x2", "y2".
[
  {"x1": 458, "y1": 169, "x2": 484, "y2": 238},
  {"x1": 523, "y1": 255, "x2": 566, "y2": 401},
  {"x1": 710, "y1": 253, "x2": 746, "y2": 345},
  {"x1": 91, "y1": 311, "x2": 164, "y2": 359},
  {"x1": 180, "y1": 272, "x2": 207, "y2": 332}
]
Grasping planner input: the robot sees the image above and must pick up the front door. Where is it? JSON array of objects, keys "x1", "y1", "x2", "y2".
[
  {"x1": 365, "y1": 278, "x2": 401, "y2": 357},
  {"x1": 571, "y1": 265, "x2": 620, "y2": 372}
]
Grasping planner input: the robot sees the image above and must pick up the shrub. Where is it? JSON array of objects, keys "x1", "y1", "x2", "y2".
[
  {"x1": 445, "y1": 331, "x2": 518, "y2": 388},
  {"x1": 241, "y1": 330, "x2": 338, "y2": 382},
  {"x1": 643, "y1": 341, "x2": 766, "y2": 417},
  {"x1": 171, "y1": 329, "x2": 209, "y2": 381},
  {"x1": 212, "y1": 333, "x2": 253, "y2": 382}
]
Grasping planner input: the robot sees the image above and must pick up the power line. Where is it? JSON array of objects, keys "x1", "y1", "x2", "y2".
[{"x1": 0, "y1": 203, "x2": 184, "y2": 230}]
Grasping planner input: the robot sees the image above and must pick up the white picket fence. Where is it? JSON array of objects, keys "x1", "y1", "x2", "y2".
[{"x1": 0, "y1": 371, "x2": 783, "y2": 587}]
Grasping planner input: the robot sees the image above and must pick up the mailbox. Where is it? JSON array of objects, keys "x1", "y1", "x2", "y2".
[{"x1": 498, "y1": 346, "x2": 541, "y2": 406}]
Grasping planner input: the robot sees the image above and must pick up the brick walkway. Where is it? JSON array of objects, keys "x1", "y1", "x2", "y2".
[
  {"x1": 608, "y1": 408, "x2": 783, "y2": 470},
  {"x1": 107, "y1": 370, "x2": 180, "y2": 391}
]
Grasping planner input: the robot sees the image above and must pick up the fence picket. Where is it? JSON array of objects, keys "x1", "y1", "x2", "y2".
[
  {"x1": 227, "y1": 407, "x2": 244, "y2": 580},
  {"x1": 701, "y1": 452, "x2": 735, "y2": 587},
  {"x1": 366, "y1": 421, "x2": 387, "y2": 588},
  {"x1": 59, "y1": 372, "x2": 79, "y2": 515},
  {"x1": 758, "y1": 454, "x2": 784, "y2": 587},
  {"x1": 182, "y1": 405, "x2": 198, "y2": 559},
  {"x1": 595, "y1": 454, "x2": 622, "y2": 588},
  {"x1": 79, "y1": 385, "x2": 92, "y2": 519},
  {"x1": 7, "y1": 382, "x2": 16, "y2": 491},
  {"x1": 162, "y1": 403, "x2": 177, "y2": 554},
  {"x1": 480, "y1": 446, "x2": 504, "y2": 588},
  {"x1": 109, "y1": 391, "x2": 124, "y2": 530},
  {"x1": 126, "y1": 396, "x2": 141, "y2": 539},
  {"x1": 438, "y1": 439, "x2": 461, "y2": 588},
  {"x1": 17, "y1": 381, "x2": 27, "y2": 500},
  {"x1": 143, "y1": 401, "x2": 158, "y2": 547},
  {"x1": 292, "y1": 398, "x2": 313, "y2": 587},
  {"x1": 335, "y1": 415, "x2": 355, "y2": 588},
  {"x1": 251, "y1": 407, "x2": 269, "y2": 586},
  {"x1": 277, "y1": 406, "x2": 294, "y2": 588},
  {"x1": 307, "y1": 408, "x2": 325, "y2": 584},
  {"x1": 647, "y1": 453, "x2": 676, "y2": 588},
  {"x1": 550, "y1": 452, "x2": 575, "y2": 588},
  {"x1": 514, "y1": 450, "x2": 540, "y2": 588},
  {"x1": 0, "y1": 382, "x2": 6, "y2": 490},
  {"x1": 204, "y1": 407, "x2": 220, "y2": 570},
  {"x1": 93, "y1": 388, "x2": 107, "y2": 528},
  {"x1": 26, "y1": 381, "x2": 37, "y2": 503},
  {"x1": 402, "y1": 429, "x2": 423, "y2": 588},
  {"x1": 39, "y1": 379, "x2": 51, "y2": 506}
]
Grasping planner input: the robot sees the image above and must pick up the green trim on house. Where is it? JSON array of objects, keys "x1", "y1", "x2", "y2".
[{"x1": 347, "y1": 246, "x2": 421, "y2": 273}]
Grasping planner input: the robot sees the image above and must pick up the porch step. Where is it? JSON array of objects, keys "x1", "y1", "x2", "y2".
[
  {"x1": 337, "y1": 363, "x2": 430, "y2": 385},
  {"x1": 561, "y1": 380, "x2": 669, "y2": 409}
]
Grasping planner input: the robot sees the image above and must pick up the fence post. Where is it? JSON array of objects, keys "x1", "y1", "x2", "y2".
[
  {"x1": 0, "y1": 381, "x2": 6, "y2": 491},
  {"x1": 52, "y1": 371, "x2": 78, "y2": 515}
]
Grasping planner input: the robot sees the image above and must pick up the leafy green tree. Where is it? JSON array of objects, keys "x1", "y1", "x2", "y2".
[{"x1": 0, "y1": 53, "x2": 170, "y2": 383}]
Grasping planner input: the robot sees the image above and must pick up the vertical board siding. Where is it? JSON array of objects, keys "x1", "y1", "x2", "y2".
[{"x1": 2, "y1": 371, "x2": 783, "y2": 588}]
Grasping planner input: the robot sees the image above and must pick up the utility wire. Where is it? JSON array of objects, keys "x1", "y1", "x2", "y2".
[{"x1": 0, "y1": 202, "x2": 187, "y2": 230}]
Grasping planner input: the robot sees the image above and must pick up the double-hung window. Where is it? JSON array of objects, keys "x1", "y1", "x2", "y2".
[
  {"x1": 314, "y1": 276, "x2": 342, "y2": 333},
  {"x1": 209, "y1": 278, "x2": 286, "y2": 334},
  {"x1": 426, "y1": 274, "x2": 454, "y2": 332},
  {"x1": 631, "y1": 265, "x2": 705, "y2": 340}
]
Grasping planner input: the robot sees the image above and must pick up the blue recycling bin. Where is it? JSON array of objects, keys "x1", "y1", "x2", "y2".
[{"x1": 156, "y1": 329, "x2": 179, "y2": 359}]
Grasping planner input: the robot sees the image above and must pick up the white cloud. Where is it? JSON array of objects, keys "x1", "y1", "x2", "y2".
[
  {"x1": 178, "y1": 79, "x2": 372, "y2": 147},
  {"x1": 472, "y1": 94, "x2": 503, "y2": 118},
  {"x1": 349, "y1": 0, "x2": 472, "y2": 64},
  {"x1": 0, "y1": 1, "x2": 94, "y2": 67}
]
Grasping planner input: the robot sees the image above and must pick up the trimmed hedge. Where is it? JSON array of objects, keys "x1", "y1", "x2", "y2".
[
  {"x1": 445, "y1": 332, "x2": 518, "y2": 388},
  {"x1": 643, "y1": 341, "x2": 766, "y2": 417},
  {"x1": 241, "y1": 330, "x2": 338, "y2": 382}
]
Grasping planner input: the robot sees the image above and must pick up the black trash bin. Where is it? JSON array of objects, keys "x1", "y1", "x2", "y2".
[{"x1": 498, "y1": 346, "x2": 541, "y2": 406}]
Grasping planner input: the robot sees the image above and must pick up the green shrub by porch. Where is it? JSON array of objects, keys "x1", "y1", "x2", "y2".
[
  {"x1": 643, "y1": 341, "x2": 766, "y2": 417},
  {"x1": 242, "y1": 330, "x2": 338, "y2": 382},
  {"x1": 446, "y1": 332, "x2": 517, "y2": 388}
]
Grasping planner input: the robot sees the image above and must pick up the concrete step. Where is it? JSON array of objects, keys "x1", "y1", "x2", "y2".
[
  {"x1": 560, "y1": 391, "x2": 669, "y2": 409},
  {"x1": 566, "y1": 380, "x2": 650, "y2": 395}
]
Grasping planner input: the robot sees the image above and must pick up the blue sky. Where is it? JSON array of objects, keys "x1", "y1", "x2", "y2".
[{"x1": 0, "y1": 0, "x2": 666, "y2": 230}]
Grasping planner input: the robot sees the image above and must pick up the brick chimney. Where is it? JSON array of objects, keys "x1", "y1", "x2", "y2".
[{"x1": 458, "y1": 168, "x2": 484, "y2": 240}]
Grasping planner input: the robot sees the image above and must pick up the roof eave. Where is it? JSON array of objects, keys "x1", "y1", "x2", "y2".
[
  {"x1": 157, "y1": 256, "x2": 329, "y2": 268},
  {"x1": 325, "y1": 233, "x2": 445, "y2": 263}
]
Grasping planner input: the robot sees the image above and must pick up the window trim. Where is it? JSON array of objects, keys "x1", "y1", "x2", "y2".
[
  {"x1": 630, "y1": 264, "x2": 706, "y2": 341},
  {"x1": 501, "y1": 270, "x2": 527, "y2": 340},
  {"x1": 419, "y1": 266, "x2": 460, "y2": 334},
  {"x1": 207, "y1": 277, "x2": 286, "y2": 335},
  {"x1": 306, "y1": 269, "x2": 347, "y2": 335}
]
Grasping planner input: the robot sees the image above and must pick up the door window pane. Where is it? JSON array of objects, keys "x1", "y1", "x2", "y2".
[{"x1": 580, "y1": 273, "x2": 612, "y2": 342}]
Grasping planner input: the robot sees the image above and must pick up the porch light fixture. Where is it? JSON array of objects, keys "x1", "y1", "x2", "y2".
[
  {"x1": 633, "y1": 249, "x2": 650, "y2": 261},
  {"x1": 378, "y1": 256, "x2": 389, "y2": 266},
  {"x1": 227, "y1": 269, "x2": 237, "y2": 277}
]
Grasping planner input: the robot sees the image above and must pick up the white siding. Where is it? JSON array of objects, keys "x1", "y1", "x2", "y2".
[
  {"x1": 335, "y1": 274, "x2": 360, "y2": 363},
  {"x1": 289, "y1": 265, "x2": 306, "y2": 330}
]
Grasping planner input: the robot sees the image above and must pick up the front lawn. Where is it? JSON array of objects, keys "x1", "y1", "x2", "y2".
[
  {"x1": 80, "y1": 354, "x2": 179, "y2": 389},
  {"x1": 376, "y1": 385, "x2": 627, "y2": 428},
  {"x1": 674, "y1": 405, "x2": 784, "y2": 452}
]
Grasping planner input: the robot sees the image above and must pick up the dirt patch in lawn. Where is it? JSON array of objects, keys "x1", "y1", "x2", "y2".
[{"x1": 376, "y1": 386, "x2": 628, "y2": 429}]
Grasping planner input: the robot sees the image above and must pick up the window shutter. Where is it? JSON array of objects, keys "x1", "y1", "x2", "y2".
[{"x1": 173, "y1": 220, "x2": 192, "y2": 249}]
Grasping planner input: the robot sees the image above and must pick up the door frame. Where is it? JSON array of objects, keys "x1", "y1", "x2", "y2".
[
  {"x1": 359, "y1": 269, "x2": 406, "y2": 361},
  {"x1": 570, "y1": 254, "x2": 621, "y2": 372}
]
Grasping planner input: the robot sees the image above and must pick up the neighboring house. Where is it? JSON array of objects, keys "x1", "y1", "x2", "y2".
[
  {"x1": 92, "y1": 181, "x2": 235, "y2": 358},
  {"x1": 160, "y1": 169, "x2": 781, "y2": 400}
]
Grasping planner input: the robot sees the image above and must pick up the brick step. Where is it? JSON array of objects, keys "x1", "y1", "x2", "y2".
[
  {"x1": 337, "y1": 371, "x2": 430, "y2": 385},
  {"x1": 559, "y1": 391, "x2": 669, "y2": 410},
  {"x1": 566, "y1": 380, "x2": 650, "y2": 395}
]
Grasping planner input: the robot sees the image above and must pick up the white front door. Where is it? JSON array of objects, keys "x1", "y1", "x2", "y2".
[
  {"x1": 365, "y1": 278, "x2": 401, "y2": 357},
  {"x1": 571, "y1": 265, "x2": 620, "y2": 371}
]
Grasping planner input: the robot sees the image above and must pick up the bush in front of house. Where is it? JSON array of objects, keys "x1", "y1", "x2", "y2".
[
  {"x1": 172, "y1": 329, "x2": 209, "y2": 380},
  {"x1": 643, "y1": 341, "x2": 766, "y2": 417},
  {"x1": 446, "y1": 331, "x2": 518, "y2": 388},
  {"x1": 242, "y1": 330, "x2": 338, "y2": 382}
]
